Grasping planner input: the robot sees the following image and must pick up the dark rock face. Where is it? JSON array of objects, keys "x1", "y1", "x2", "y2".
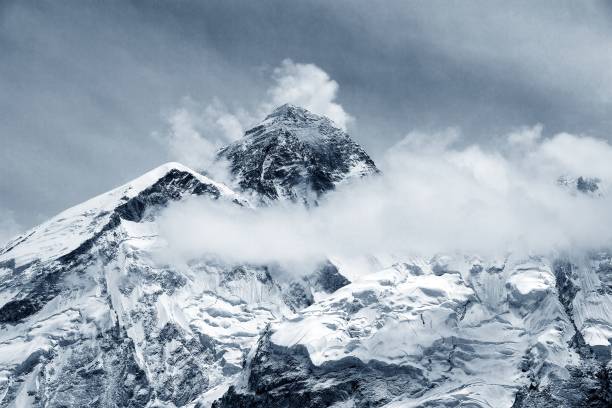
[
  {"x1": 0, "y1": 298, "x2": 39, "y2": 323},
  {"x1": 576, "y1": 177, "x2": 600, "y2": 194},
  {"x1": 115, "y1": 169, "x2": 221, "y2": 222},
  {"x1": 313, "y1": 261, "x2": 350, "y2": 293},
  {"x1": 553, "y1": 260, "x2": 580, "y2": 323},
  {"x1": 0, "y1": 322, "x2": 151, "y2": 408},
  {"x1": 218, "y1": 104, "x2": 379, "y2": 203},
  {"x1": 0, "y1": 168, "x2": 223, "y2": 326},
  {"x1": 221, "y1": 265, "x2": 274, "y2": 287},
  {"x1": 0, "y1": 265, "x2": 63, "y2": 324},
  {"x1": 557, "y1": 175, "x2": 602, "y2": 195},
  {"x1": 512, "y1": 362, "x2": 612, "y2": 408},
  {"x1": 282, "y1": 282, "x2": 314, "y2": 311},
  {"x1": 511, "y1": 260, "x2": 612, "y2": 407},
  {"x1": 280, "y1": 261, "x2": 350, "y2": 312},
  {"x1": 212, "y1": 334, "x2": 429, "y2": 408}
]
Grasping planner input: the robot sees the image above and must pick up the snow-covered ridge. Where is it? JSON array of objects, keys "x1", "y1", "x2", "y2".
[{"x1": 0, "y1": 162, "x2": 245, "y2": 267}]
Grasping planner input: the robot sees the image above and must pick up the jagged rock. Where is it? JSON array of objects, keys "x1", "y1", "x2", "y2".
[
  {"x1": 557, "y1": 175, "x2": 603, "y2": 196},
  {"x1": 312, "y1": 261, "x2": 351, "y2": 293},
  {"x1": 576, "y1": 176, "x2": 600, "y2": 194},
  {"x1": 212, "y1": 334, "x2": 429, "y2": 408}
]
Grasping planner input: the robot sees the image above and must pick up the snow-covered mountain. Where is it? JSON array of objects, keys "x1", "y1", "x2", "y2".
[{"x1": 1, "y1": 106, "x2": 611, "y2": 408}]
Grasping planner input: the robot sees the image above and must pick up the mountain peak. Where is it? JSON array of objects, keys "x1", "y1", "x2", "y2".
[
  {"x1": 265, "y1": 103, "x2": 317, "y2": 120},
  {"x1": 258, "y1": 104, "x2": 335, "y2": 133},
  {"x1": 218, "y1": 105, "x2": 378, "y2": 203},
  {"x1": 267, "y1": 103, "x2": 305, "y2": 116}
]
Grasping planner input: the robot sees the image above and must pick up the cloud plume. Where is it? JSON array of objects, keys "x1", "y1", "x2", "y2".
[
  {"x1": 164, "y1": 98, "x2": 245, "y2": 171},
  {"x1": 163, "y1": 59, "x2": 352, "y2": 173},
  {"x1": 265, "y1": 59, "x2": 352, "y2": 130},
  {"x1": 157, "y1": 126, "x2": 612, "y2": 268}
]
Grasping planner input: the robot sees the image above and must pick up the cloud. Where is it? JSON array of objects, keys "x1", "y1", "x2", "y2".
[
  {"x1": 536, "y1": 133, "x2": 612, "y2": 180},
  {"x1": 163, "y1": 98, "x2": 245, "y2": 171},
  {"x1": 156, "y1": 127, "x2": 612, "y2": 269},
  {"x1": 506, "y1": 124, "x2": 543, "y2": 149},
  {"x1": 266, "y1": 59, "x2": 352, "y2": 130},
  {"x1": 162, "y1": 59, "x2": 352, "y2": 173},
  {"x1": 396, "y1": 128, "x2": 460, "y2": 153}
]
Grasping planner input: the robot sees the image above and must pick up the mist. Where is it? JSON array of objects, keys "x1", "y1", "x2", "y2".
[{"x1": 156, "y1": 126, "x2": 612, "y2": 268}]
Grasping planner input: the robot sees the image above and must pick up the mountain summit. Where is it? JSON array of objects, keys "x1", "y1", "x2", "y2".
[{"x1": 218, "y1": 104, "x2": 378, "y2": 203}]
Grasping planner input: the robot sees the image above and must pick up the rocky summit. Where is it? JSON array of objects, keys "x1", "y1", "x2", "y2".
[
  {"x1": 218, "y1": 104, "x2": 379, "y2": 204},
  {"x1": 1, "y1": 106, "x2": 611, "y2": 408}
]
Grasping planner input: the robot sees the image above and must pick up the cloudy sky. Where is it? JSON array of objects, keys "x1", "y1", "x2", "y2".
[{"x1": 1, "y1": 0, "x2": 612, "y2": 236}]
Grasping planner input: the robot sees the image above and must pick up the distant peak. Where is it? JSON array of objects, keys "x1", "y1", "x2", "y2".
[{"x1": 557, "y1": 175, "x2": 602, "y2": 196}]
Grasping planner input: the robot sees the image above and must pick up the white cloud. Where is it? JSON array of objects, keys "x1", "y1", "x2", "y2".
[
  {"x1": 164, "y1": 98, "x2": 244, "y2": 172},
  {"x1": 396, "y1": 128, "x2": 460, "y2": 153},
  {"x1": 162, "y1": 59, "x2": 353, "y2": 173},
  {"x1": 157, "y1": 127, "x2": 612, "y2": 267},
  {"x1": 536, "y1": 132, "x2": 612, "y2": 180},
  {"x1": 166, "y1": 107, "x2": 217, "y2": 170},
  {"x1": 507, "y1": 124, "x2": 543, "y2": 149},
  {"x1": 266, "y1": 59, "x2": 352, "y2": 130}
]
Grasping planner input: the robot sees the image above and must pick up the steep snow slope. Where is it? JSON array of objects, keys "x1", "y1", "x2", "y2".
[{"x1": 217, "y1": 104, "x2": 379, "y2": 204}]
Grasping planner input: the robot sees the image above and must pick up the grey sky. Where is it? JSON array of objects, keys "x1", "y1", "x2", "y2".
[{"x1": 1, "y1": 0, "x2": 612, "y2": 232}]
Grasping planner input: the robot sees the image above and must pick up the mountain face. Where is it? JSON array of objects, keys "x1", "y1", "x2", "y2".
[
  {"x1": 1, "y1": 106, "x2": 611, "y2": 408},
  {"x1": 218, "y1": 104, "x2": 379, "y2": 204}
]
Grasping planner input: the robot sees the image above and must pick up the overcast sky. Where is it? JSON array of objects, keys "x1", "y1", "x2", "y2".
[{"x1": 2, "y1": 0, "x2": 612, "y2": 234}]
